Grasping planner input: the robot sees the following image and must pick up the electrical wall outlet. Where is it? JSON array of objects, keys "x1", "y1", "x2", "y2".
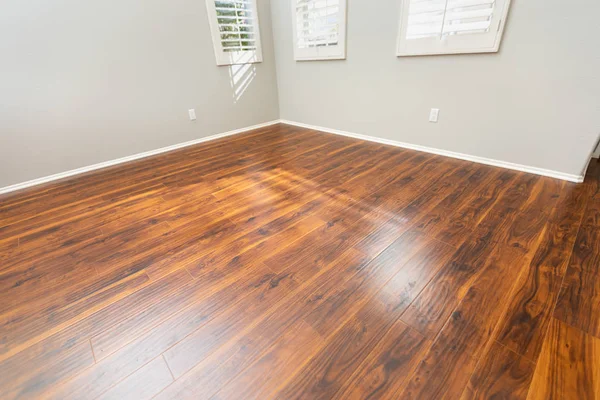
[
  {"x1": 429, "y1": 108, "x2": 440, "y2": 123},
  {"x1": 188, "y1": 109, "x2": 197, "y2": 121}
]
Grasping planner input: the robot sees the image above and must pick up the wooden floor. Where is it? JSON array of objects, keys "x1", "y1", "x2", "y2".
[{"x1": 1, "y1": 124, "x2": 599, "y2": 399}]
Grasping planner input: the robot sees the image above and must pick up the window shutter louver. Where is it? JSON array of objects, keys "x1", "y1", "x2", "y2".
[
  {"x1": 292, "y1": 0, "x2": 347, "y2": 61},
  {"x1": 398, "y1": 0, "x2": 510, "y2": 56},
  {"x1": 206, "y1": 0, "x2": 263, "y2": 66}
]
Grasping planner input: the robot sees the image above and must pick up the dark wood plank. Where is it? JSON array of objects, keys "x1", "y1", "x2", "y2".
[
  {"x1": 270, "y1": 237, "x2": 455, "y2": 400},
  {"x1": 410, "y1": 168, "x2": 514, "y2": 248},
  {"x1": 496, "y1": 182, "x2": 590, "y2": 361},
  {"x1": 153, "y1": 248, "x2": 375, "y2": 399},
  {"x1": 0, "y1": 221, "x2": 172, "y2": 315},
  {"x1": 553, "y1": 226, "x2": 600, "y2": 338},
  {"x1": 275, "y1": 298, "x2": 395, "y2": 400},
  {"x1": 45, "y1": 264, "x2": 284, "y2": 399},
  {"x1": 460, "y1": 341, "x2": 536, "y2": 400},
  {"x1": 400, "y1": 237, "x2": 498, "y2": 338},
  {"x1": 163, "y1": 244, "x2": 384, "y2": 381},
  {"x1": 0, "y1": 269, "x2": 190, "y2": 397},
  {"x1": 332, "y1": 320, "x2": 429, "y2": 400},
  {"x1": 153, "y1": 230, "x2": 438, "y2": 399},
  {"x1": 401, "y1": 175, "x2": 549, "y2": 339},
  {"x1": 398, "y1": 242, "x2": 537, "y2": 399},
  {"x1": 0, "y1": 270, "x2": 150, "y2": 360},
  {"x1": 159, "y1": 267, "x2": 300, "y2": 380}
]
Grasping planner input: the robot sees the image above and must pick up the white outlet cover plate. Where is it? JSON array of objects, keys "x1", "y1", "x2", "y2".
[{"x1": 429, "y1": 108, "x2": 440, "y2": 123}]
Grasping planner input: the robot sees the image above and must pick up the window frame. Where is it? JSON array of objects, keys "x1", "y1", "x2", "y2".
[
  {"x1": 396, "y1": 0, "x2": 512, "y2": 57},
  {"x1": 206, "y1": 0, "x2": 264, "y2": 66},
  {"x1": 291, "y1": 0, "x2": 348, "y2": 62}
]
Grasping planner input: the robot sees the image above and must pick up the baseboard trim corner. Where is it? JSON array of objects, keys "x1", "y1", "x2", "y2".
[
  {"x1": 0, "y1": 120, "x2": 281, "y2": 196},
  {"x1": 279, "y1": 119, "x2": 584, "y2": 184}
]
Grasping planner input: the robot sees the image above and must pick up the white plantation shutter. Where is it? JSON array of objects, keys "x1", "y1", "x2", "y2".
[
  {"x1": 206, "y1": 0, "x2": 263, "y2": 66},
  {"x1": 397, "y1": 0, "x2": 511, "y2": 56},
  {"x1": 292, "y1": 0, "x2": 347, "y2": 61}
]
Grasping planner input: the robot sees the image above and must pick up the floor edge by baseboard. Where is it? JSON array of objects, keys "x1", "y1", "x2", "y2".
[
  {"x1": 0, "y1": 120, "x2": 281, "y2": 195},
  {"x1": 1, "y1": 118, "x2": 584, "y2": 195},
  {"x1": 279, "y1": 119, "x2": 584, "y2": 184}
]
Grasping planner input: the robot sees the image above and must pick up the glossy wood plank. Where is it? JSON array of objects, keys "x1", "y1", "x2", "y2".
[
  {"x1": 496, "y1": 182, "x2": 590, "y2": 361},
  {"x1": 461, "y1": 341, "x2": 536, "y2": 400},
  {"x1": 1, "y1": 124, "x2": 598, "y2": 399},
  {"x1": 271, "y1": 236, "x2": 455, "y2": 400},
  {"x1": 0, "y1": 341, "x2": 96, "y2": 400},
  {"x1": 209, "y1": 320, "x2": 323, "y2": 400},
  {"x1": 333, "y1": 320, "x2": 429, "y2": 400},
  {"x1": 527, "y1": 318, "x2": 600, "y2": 400},
  {"x1": 1, "y1": 270, "x2": 150, "y2": 360},
  {"x1": 0, "y1": 269, "x2": 190, "y2": 398},
  {"x1": 400, "y1": 238, "x2": 499, "y2": 338},
  {"x1": 398, "y1": 242, "x2": 538, "y2": 399},
  {"x1": 159, "y1": 267, "x2": 299, "y2": 380},
  {"x1": 96, "y1": 356, "x2": 174, "y2": 400},
  {"x1": 153, "y1": 248, "x2": 375, "y2": 399},
  {"x1": 155, "y1": 230, "x2": 436, "y2": 399},
  {"x1": 165, "y1": 241, "x2": 388, "y2": 381},
  {"x1": 45, "y1": 264, "x2": 282, "y2": 399},
  {"x1": 410, "y1": 168, "x2": 513, "y2": 248},
  {"x1": 554, "y1": 222, "x2": 600, "y2": 338},
  {"x1": 401, "y1": 176, "x2": 549, "y2": 339},
  {"x1": 278, "y1": 299, "x2": 396, "y2": 400},
  {"x1": 0, "y1": 221, "x2": 172, "y2": 315}
]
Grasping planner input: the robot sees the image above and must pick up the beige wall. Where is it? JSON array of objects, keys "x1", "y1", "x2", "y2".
[
  {"x1": 0, "y1": 0, "x2": 280, "y2": 188},
  {"x1": 270, "y1": 0, "x2": 600, "y2": 177}
]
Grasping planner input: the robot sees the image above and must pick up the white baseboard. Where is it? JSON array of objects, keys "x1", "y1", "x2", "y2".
[
  {"x1": 0, "y1": 120, "x2": 280, "y2": 195},
  {"x1": 1, "y1": 118, "x2": 585, "y2": 195},
  {"x1": 279, "y1": 119, "x2": 585, "y2": 183}
]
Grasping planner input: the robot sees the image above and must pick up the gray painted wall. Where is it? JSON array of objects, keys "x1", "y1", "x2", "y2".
[
  {"x1": 0, "y1": 0, "x2": 280, "y2": 188},
  {"x1": 2, "y1": 0, "x2": 599, "y2": 189},
  {"x1": 270, "y1": 0, "x2": 600, "y2": 177}
]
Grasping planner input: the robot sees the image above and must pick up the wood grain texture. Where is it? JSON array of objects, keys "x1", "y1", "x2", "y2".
[
  {"x1": 527, "y1": 318, "x2": 600, "y2": 400},
  {"x1": 398, "y1": 243, "x2": 535, "y2": 399},
  {"x1": 554, "y1": 224, "x2": 600, "y2": 338},
  {"x1": 496, "y1": 182, "x2": 590, "y2": 361},
  {"x1": 333, "y1": 320, "x2": 429, "y2": 400},
  {"x1": 1, "y1": 124, "x2": 598, "y2": 399},
  {"x1": 210, "y1": 320, "x2": 323, "y2": 400},
  {"x1": 461, "y1": 341, "x2": 536, "y2": 400},
  {"x1": 96, "y1": 356, "x2": 174, "y2": 400}
]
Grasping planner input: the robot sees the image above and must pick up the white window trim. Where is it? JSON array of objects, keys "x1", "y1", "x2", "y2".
[
  {"x1": 291, "y1": 0, "x2": 348, "y2": 61},
  {"x1": 396, "y1": 0, "x2": 512, "y2": 57},
  {"x1": 206, "y1": 0, "x2": 264, "y2": 66}
]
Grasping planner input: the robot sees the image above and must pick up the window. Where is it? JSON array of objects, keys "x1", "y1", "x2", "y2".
[
  {"x1": 292, "y1": 0, "x2": 348, "y2": 61},
  {"x1": 206, "y1": 0, "x2": 263, "y2": 66},
  {"x1": 397, "y1": 0, "x2": 511, "y2": 56}
]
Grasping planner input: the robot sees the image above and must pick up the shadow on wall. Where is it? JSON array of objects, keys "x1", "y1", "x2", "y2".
[
  {"x1": 229, "y1": 52, "x2": 257, "y2": 103},
  {"x1": 594, "y1": 140, "x2": 600, "y2": 158}
]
